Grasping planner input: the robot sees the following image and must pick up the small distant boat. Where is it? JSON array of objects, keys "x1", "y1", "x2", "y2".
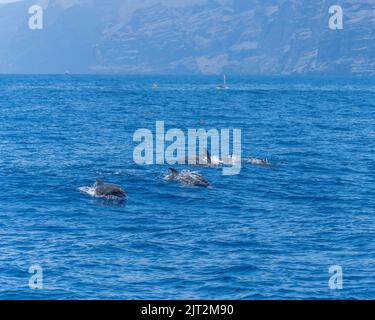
[
  {"x1": 152, "y1": 83, "x2": 158, "y2": 88},
  {"x1": 216, "y1": 74, "x2": 229, "y2": 89}
]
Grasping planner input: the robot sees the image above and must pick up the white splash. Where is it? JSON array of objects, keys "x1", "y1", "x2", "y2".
[{"x1": 78, "y1": 186, "x2": 97, "y2": 197}]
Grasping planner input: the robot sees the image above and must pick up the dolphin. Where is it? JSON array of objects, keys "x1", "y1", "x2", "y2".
[
  {"x1": 93, "y1": 178, "x2": 127, "y2": 198},
  {"x1": 166, "y1": 168, "x2": 210, "y2": 187},
  {"x1": 182, "y1": 148, "x2": 272, "y2": 169},
  {"x1": 205, "y1": 148, "x2": 212, "y2": 165},
  {"x1": 183, "y1": 148, "x2": 214, "y2": 166},
  {"x1": 244, "y1": 157, "x2": 272, "y2": 168},
  {"x1": 219, "y1": 153, "x2": 272, "y2": 168}
]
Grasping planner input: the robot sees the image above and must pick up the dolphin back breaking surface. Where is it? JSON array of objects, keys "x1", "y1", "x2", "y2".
[
  {"x1": 79, "y1": 179, "x2": 127, "y2": 200},
  {"x1": 164, "y1": 168, "x2": 210, "y2": 187}
]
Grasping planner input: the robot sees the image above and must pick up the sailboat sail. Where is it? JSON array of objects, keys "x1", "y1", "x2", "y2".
[{"x1": 216, "y1": 74, "x2": 229, "y2": 89}]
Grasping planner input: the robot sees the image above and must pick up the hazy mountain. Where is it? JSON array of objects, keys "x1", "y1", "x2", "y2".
[{"x1": 0, "y1": 0, "x2": 374, "y2": 74}]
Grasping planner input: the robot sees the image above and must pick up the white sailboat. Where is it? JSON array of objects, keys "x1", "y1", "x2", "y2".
[{"x1": 216, "y1": 74, "x2": 229, "y2": 89}]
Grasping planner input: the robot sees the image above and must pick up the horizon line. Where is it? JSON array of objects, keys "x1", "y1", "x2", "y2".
[{"x1": 0, "y1": 73, "x2": 373, "y2": 78}]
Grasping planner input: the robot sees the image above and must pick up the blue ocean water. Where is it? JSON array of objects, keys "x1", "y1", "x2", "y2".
[{"x1": 0, "y1": 75, "x2": 374, "y2": 300}]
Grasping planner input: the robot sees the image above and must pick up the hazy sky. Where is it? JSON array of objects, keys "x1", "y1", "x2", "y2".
[{"x1": 0, "y1": 0, "x2": 23, "y2": 3}]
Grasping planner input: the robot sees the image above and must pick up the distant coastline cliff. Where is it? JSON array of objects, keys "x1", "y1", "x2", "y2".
[{"x1": 0, "y1": 0, "x2": 374, "y2": 75}]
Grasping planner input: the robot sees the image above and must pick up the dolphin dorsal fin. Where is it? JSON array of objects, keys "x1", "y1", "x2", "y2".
[
  {"x1": 169, "y1": 168, "x2": 179, "y2": 176},
  {"x1": 95, "y1": 178, "x2": 104, "y2": 186},
  {"x1": 205, "y1": 148, "x2": 212, "y2": 164}
]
